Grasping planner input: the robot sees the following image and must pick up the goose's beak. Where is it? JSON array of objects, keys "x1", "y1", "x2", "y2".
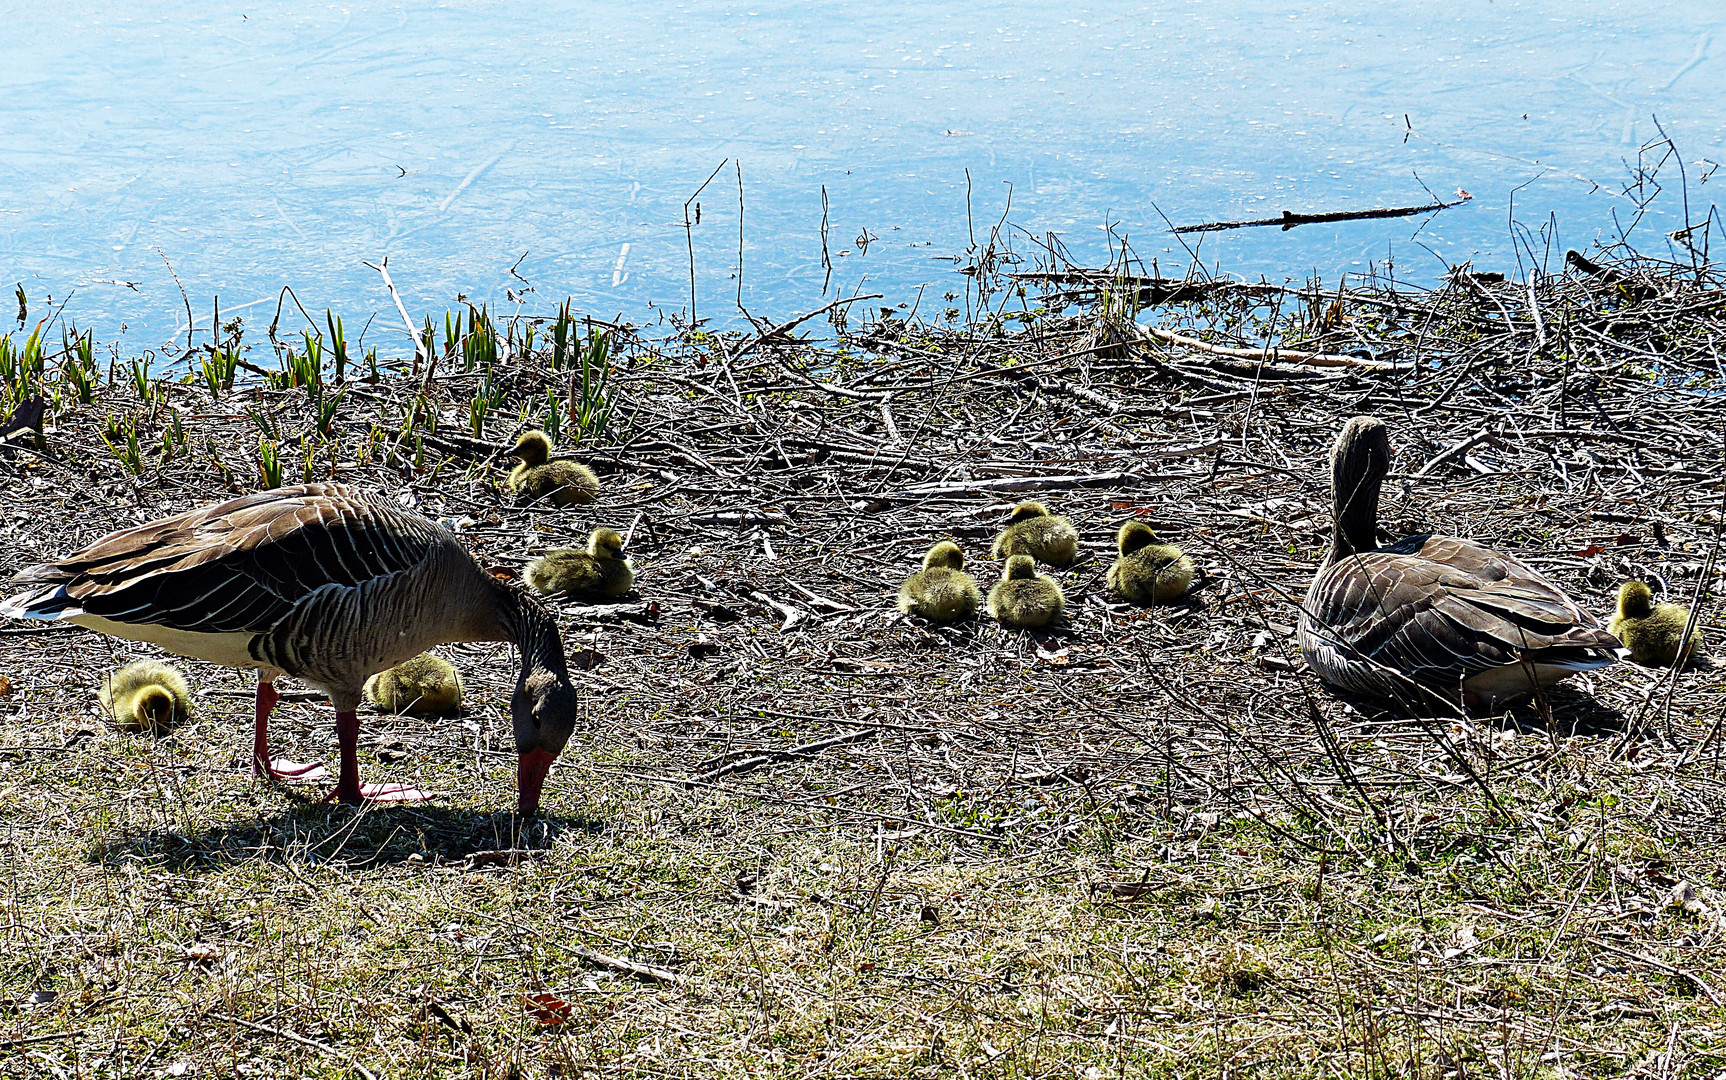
[{"x1": 517, "y1": 747, "x2": 558, "y2": 816}]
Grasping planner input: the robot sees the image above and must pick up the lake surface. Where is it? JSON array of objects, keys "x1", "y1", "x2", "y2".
[{"x1": 1, "y1": 1, "x2": 1721, "y2": 356}]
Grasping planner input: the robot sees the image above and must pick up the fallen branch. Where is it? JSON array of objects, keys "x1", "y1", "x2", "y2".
[
  {"x1": 1173, "y1": 194, "x2": 1470, "y2": 234},
  {"x1": 896, "y1": 470, "x2": 1197, "y2": 498},
  {"x1": 576, "y1": 948, "x2": 686, "y2": 985},
  {"x1": 688, "y1": 727, "x2": 878, "y2": 785},
  {"x1": 363, "y1": 256, "x2": 428, "y2": 372},
  {"x1": 214, "y1": 1013, "x2": 378, "y2": 1080},
  {"x1": 1145, "y1": 326, "x2": 1392, "y2": 371}
]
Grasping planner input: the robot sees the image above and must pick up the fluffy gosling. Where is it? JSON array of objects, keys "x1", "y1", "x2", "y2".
[
  {"x1": 990, "y1": 501, "x2": 1078, "y2": 567},
  {"x1": 987, "y1": 554, "x2": 1065, "y2": 629},
  {"x1": 99, "y1": 660, "x2": 191, "y2": 734},
  {"x1": 364, "y1": 653, "x2": 464, "y2": 715},
  {"x1": 897, "y1": 541, "x2": 981, "y2": 623},
  {"x1": 1107, "y1": 521, "x2": 1195, "y2": 605},
  {"x1": 506, "y1": 429, "x2": 600, "y2": 507},
  {"x1": 524, "y1": 527, "x2": 635, "y2": 599},
  {"x1": 1609, "y1": 580, "x2": 1705, "y2": 669}
]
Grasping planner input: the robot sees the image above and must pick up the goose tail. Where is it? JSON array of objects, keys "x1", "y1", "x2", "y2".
[{"x1": 1, "y1": 568, "x2": 84, "y2": 621}]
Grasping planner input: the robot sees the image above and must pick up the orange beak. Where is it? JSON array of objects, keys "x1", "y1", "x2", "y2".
[{"x1": 517, "y1": 747, "x2": 557, "y2": 816}]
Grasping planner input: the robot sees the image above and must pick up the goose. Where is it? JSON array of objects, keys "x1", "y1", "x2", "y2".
[
  {"x1": 987, "y1": 555, "x2": 1065, "y2": 629},
  {"x1": 364, "y1": 652, "x2": 464, "y2": 715},
  {"x1": 99, "y1": 659, "x2": 191, "y2": 734},
  {"x1": 897, "y1": 541, "x2": 981, "y2": 623},
  {"x1": 0, "y1": 483, "x2": 577, "y2": 813},
  {"x1": 1299, "y1": 416, "x2": 1618, "y2": 711},
  {"x1": 507, "y1": 430, "x2": 600, "y2": 507},
  {"x1": 990, "y1": 501, "x2": 1079, "y2": 567},
  {"x1": 523, "y1": 528, "x2": 634, "y2": 599},
  {"x1": 1608, "y1": 580, "x2": 1704, "y2": 669},
  {"x1": 1107, "y1": 522, "x2": 1195, "y2": 605}
]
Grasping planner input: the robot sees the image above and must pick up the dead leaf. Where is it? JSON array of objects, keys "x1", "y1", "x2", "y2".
[
  {"x1": 522, "y1": 992, "x2": 572, "y2": 1026},
  {"x1": 920, "y1": 904, "x2": 941, "y2": 926},
  {"x1": 0, "y1": 674, "x2": 12, "y2": 698}
]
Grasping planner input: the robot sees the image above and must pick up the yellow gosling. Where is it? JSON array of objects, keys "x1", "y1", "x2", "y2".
[
  {"x1": 986, "y1": 555, "x2": 1065, "y2": 629},
  {"x1": 990, "y1": 501, "x2": 1079, "y2": 567},
  {"x1": 506, "y1": 430, "x2": 600, "y2": 507},
  {"x1": 99, "y1": 660, "x2": 191, "y2": 734},
  {"x1": 1107, "y1": 521, "x2": 1195, "y2": 605},
  {"x1": 1609, "y1": 580, "x2": 1705, "y2": 669},
  {"x1": 364, "y1": 653, "x2": 463, "y2": 715},
  {"x1": 897, "y1": 541, "x2": 981, "y2": 623},
  {"x1": 523, "y1": 527, "x2": 634, "y2": 599}
]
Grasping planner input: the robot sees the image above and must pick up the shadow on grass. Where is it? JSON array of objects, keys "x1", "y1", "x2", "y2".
[
  {"x1": 87, "y1": 803, "x2": 607, "y2": 874},
  {"x1": 1340, "y1": 682, "x2": 1630, "y2": 738}
]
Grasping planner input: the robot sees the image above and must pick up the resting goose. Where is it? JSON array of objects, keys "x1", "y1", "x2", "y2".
[
  {"x1": 990, "y1": 502, "x2": 1079, "y2": 567},
  {"x1": 1107, "y1": 521, "x2": 1195, "y2": 605},
  {"x1": 364, "y1": 653, "x2": 464, "y2": 715},
  {"x1": 523, "y1": 527, "x2": 634, "y2": 599},
  {"x1": 897, "y1": 541, "x2": 981, "y2": 623},
  {"x1": 987, "y1": 555, "x2": 1065, "y2": 629},
  {"x1": 507, "y1": 430, "x2": 600, "y2": 507},
  {"x1": 1609, "y1": 580, "x2": 1705, "y2": 669},
  {"x1": 1299, "y1": 417, "x2": 1618, "y2": 711},
  {"x1": 100, "y1": 659, "x2": 191, "y2": 734},
  {"x1": 0, "y1": 483, "x2": 577, "y2": 813}
]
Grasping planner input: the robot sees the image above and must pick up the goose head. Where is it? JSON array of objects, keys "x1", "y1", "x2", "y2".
[
  {"x1": 1117, "y1": 520, "x2": 1157, "y2": 556},
  {"x1": 1003, "y1": 554, "x2": 1038, "y2": 581},
  {"x1": 589, "y1": 527, "x2": 626, "y2": 560},
  {"x1": 1007, "y1": 501, "x2": 1050, "y2": 524},
  {"x1": 1328, "y1": 416, "x2": 1392, "y2": 561},
  {"x1": 512, "y1": 668, "x2": 578, "y2": 817},
  {"x1": 1617, "y1": 580, "x2": 1655, "y2": 620},
  {"x1": 924, "y1": 540, "x2": 964, "y2": 571},
  {"x1": 509, "y1": 430, "x2": 554, "y2": 468}
]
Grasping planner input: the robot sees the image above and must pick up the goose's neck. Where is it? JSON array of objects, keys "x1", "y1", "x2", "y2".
[
  {"x1": 492, "y1": 582, "x2": 571, "y2": 685},
  {"x1": 1329, "y1": 455, "x2": 1384, "y2": 564}
]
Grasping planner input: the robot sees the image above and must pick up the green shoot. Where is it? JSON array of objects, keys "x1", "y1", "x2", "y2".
[{"x1": 258, "y1": 439, "x2": 283, "y2": 488}]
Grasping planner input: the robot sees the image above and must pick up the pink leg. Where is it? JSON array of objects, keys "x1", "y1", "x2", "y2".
[
  {"x1": 324, "y1": 709, "x2": 429, "y2": 805},
  {"x1": 251, "y1": 676, "x2": 327, "y2": 782}
]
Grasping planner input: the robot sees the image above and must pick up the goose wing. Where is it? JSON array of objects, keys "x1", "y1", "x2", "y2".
[
  {"x1": 1301, "y1": 534, "x2": 1618, "y2": 697},
  {"x1": 3, "y1": 484, "x2": 447, "y2": 633}
]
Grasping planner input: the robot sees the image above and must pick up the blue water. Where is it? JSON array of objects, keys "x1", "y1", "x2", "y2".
[{"x1": 1, "y1": 2, "x2": 1720, "y2": 355}]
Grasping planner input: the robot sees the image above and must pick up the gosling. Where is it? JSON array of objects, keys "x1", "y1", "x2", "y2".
[
  {"x1": 364, "y1": 653, "x2": 464, "y2": 715},
  {"x1": 990, "y1": 501, "x2": 1078, "y2": 567},
  {"x1": 99, "y1": 660, "x2": 191, "y2": 734},
  {"x1": 1609, "y1": 580, "x2": 1705, "y2": 669},
  {"x1": 1107, "y1": 521, "x2": 1195, "y2": 605},
  {"x1": 897, "y1": 541, "x2": 981, "y2": 623},
  {"x1": 987, "y1": 555, "x2": 1065, "y2": 629},
  {"x1": 524, "y1": 527, "x2": 635, "y2": 599},
  {"x1": 506, "y1": 429, "x2": 600, "y2": 506}
]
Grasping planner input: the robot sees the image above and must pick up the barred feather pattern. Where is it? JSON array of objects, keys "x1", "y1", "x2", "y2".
[
  {"x1": 3, "y1": 484, "x2": 552, "y2": 707},
  {"x1": 1299, "y1": 533, "x2": 1619, "y2": 705}
]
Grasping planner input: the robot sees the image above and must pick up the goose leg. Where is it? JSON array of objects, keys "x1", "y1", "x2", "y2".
[
  {"x1": 325, "y1": 709, "x2": 429, "y2": 805},
  {"x1": 251, "y1": 677, "x2": 327, "y2": 782}
]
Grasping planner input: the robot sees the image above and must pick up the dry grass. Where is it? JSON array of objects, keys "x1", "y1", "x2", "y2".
[{"x1": 3, "y1": 248, "x2": 1726, "y2": 1078}]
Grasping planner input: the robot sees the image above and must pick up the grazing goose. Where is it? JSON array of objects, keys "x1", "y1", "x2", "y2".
[
  {"x1": 507, "y1": 430, "x2": 600, "y2": 507},
  {"x1": 990, "y1": 501, "x2": 1079, "y2": 567},
  {"x1": 364, "y1": 652, "x2": 464, "y2": 715},
  {"x1": 1107, "y1": 522, "x2": 1195, "y2": 605},
  {"x1": 897, "y1": 541, "x2": 981, "y2": 623},
  {"x1": 1609, "y1": 580, "x2": 1705, "y2": 669},
  {"x1": 100, "y1": 659, "x2": 191, "y2": 734},
  {"x1": 987, "y1": 555, "x2": 1065, "y2": 629},
  {"x1": 523, "y1": 527, "x2": 634, "y2": 599},
  {"x1": 1, "y1": 484, "x2": 577, "y2": 813},
  {"x1": 1299, "y1": 417, "x2": 1618, "y2": 711}
]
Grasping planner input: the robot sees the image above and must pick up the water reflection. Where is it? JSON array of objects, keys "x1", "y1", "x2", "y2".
[{"x1": 0, "y1": 2, "x2": 1718, "y2": 352}]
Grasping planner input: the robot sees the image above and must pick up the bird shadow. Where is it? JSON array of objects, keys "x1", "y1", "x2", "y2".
[
  {"x1": 1337, "y1": 683, "x2": 1630, "y2": 739},
  {"x1": 86, "y1": 803, "x2": 606, "y2": 875}
]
